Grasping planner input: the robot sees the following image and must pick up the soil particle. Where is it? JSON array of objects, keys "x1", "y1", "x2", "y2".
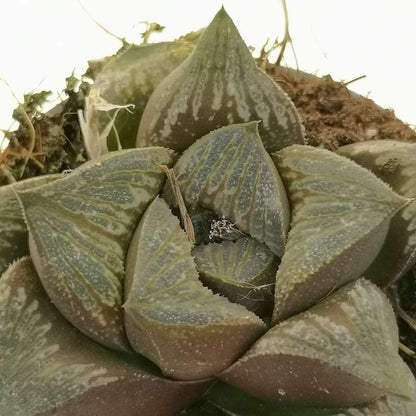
[{"x1": 264, "y1": 63, "x2": 416, "y2": 150}]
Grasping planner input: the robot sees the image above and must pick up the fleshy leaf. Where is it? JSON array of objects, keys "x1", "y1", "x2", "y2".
[
  {"x1": 337, "y1": 140, "x2": 416, "y2": 287},
  {"x1": 136, "y1": 7, "x2": 304, "y2": 153},
  {"x1": 271, "y1": 145, "x2": 408, "y2": 322},
  {"x1": 89, "y1": 40, "x2": 195, "y2": 149},
  {"x1": 124, "y1": 197, "x2": 265, "y2": 380},
  {"x1": 221, "y1": 279, "x2": 416, "y2": 406},
  {"x1": 163, "y1": 122, "x2": 290, "y2": 256},
  {"x1": 0, "y1": 258, "x2": 207, "y2": 416},
  {"x1": 193, "y1": 237, "x2": 279, "y2": 316},
  {"x1": 16, "y1": 148, "x2": 174, "y2": 352},
  {"x1": 0, "y1": 174, "x2": 61, "y2": 276},
  {"x1": 182, "y1": 382, "x2": 416, "y2": 416}
]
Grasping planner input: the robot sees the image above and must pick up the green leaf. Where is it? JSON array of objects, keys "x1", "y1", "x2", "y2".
[
  {"x1": 90, "y1": 41, "x2": 195, "y2": 149},
  {"x1": 0, "y1": 258, "x2": 207, "y2": 416},
  {"x1": 0, "y1": 174, "x2": 62, "y2": 276},
  {"x1": 16, "y1": 148, "x2": 174, "y2": 352},
  {"x1": 193, "y1": 237, "x2": 279, "y2": 316},
  {"x1": 220, "y1": 279, "x2": 416, "y2": 406},
  {"x1": 164, "y1": 122, "x2": 290, "y2": 257},
  {"x1": 124, "y1": 197, "x2": 265, "y2": 380},
  {"x1": 271, "y1": 145, "x2": 409, "y2": 322},
  {"x1": 337, "y1": 140, "x2": 416, "y2": 287},
  {"x1": 137, "y1": 7, "x2": 304, "y2": 153}
]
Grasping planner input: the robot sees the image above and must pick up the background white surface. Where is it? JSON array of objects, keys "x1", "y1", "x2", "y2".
[{"x1": 1, "y1": 0, "x2": 415, "y2": 144}]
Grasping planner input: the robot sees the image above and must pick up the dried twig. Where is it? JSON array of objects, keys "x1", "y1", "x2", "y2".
[
  {"x1": 399, "y1": 342, "x2": 416, "y2": 358},
  {"x1": 160, "y1": 165, "x2": 195, "y2": 244},
  {"x1": 275, "y1": 0, "x2": 298, "y2": 67},
  {"x1": 343, "y1": 75, "x2": 367, "y2": 87}
]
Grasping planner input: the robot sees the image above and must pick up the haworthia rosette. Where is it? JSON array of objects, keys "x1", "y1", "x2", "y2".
[
  {"x1": 337, "y1": 140, "x2": 416, "y2": 287},
  {"x1": 16, "y1": 148, "x2": 174, "y2": 352},
  {"x1": 0, "y1": 174, "x2": 61, "y2": 276},
  {"x1": 136, "y1": 7, "x2": 304, "y2": 153},
  {"x1": 124, "y1": 197, "x2": 265, "y2": 380},
  {"x1": 271, "y1": 145, "x2": 409, "y2": 322},
  {"x1": 163, "y1": 122, "x2": 290, "y2": 257},
  {"x1": 90, "y1": 40, "x2": 195, "y2": 149},
  {"x1": 220, "y1": 279, "x2": 416, "y2": 406},
  {"x1": 193, "y1": 237, "x2": 279, "y2": 316},
  {"x1": 0, "y1": 258, "x2": 206, "y2": 416}
]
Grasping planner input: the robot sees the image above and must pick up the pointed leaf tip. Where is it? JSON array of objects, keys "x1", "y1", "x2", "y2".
[
  {"x1": 163, "y1": 123, "x2": 290, "y2": 256},
  {"x1": 337, "y1": 140, "x2": 416, "y2": 287},
  {"x1": 0, "y1": 174, "x2": 62, "y2": 276},
  {"x1": 137, "y1": 8, "x2": 304, "y2": 153},
  {"x1": 271, "y1": 145, "x2": 408, "y2": 323}
]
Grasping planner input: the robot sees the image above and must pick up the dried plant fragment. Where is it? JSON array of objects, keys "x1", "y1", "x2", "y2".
[
  {"x1": 221, "y1": 279, "x2": 416, "y2": 406},
  {"x1": 124, "y1": 197, "x2": 265, "y2": 380},
  {"x1": 337, "y1": 140, "x2": 416, "y2": 287},
  {"x1": 193, "y1": 237, "x2": 279, "y2": 316},
  {"x1": 16, "y1": 148, "x2": 174, "y2": 352},
  {"x1": 136, "y1": 7, "x2": 304, "y2": 153},
  {"x1": 89, "y1": 40, "x2": 196, "y2": 149},
  {"x1": 78, "y1": 89, "x2": 134, "y2": 159},
  {"x1": 0, "y1": 258, "x2": 206, "y2": 416},
  {"x1": 271, "y1": 145, "x2": 408, "y2": 322},
  {"x1": 160, "y1": 164, "x2": 195, "y2": 243},
  {"x1": 0, "y1": 174, "x2": 61, "y2": 275},
  {"x1": 163, "y1": 123, "x2": 290, "y2": 256}
]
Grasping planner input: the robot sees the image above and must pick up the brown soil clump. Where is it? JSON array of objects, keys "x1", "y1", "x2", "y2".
[{"x1": 264, "y1": 63, "x2": 416, "y2": 150}]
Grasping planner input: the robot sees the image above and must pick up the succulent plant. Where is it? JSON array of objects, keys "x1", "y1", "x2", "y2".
[{"x1": 1, "y1": 7, "x2": 416, "y2": 416}]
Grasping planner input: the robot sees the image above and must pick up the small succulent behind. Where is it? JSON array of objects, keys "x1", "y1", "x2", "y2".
[{"x1": 1, "y1": 7, "x2": 416, "y2": 416}]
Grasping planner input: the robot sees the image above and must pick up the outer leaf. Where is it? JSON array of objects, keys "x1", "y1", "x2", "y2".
[
  {"x1": 0, "y1": 258, "x2": 207, "y2": 416},
  {"x1": 337, "y1": 140, "x2": 416, "y2": 287},
  {"x1": 163, "y1": 122, "x2": 290, "y2": 257},
  {"x1": 271, "y1": 145, "x2": 408, "y2": 322},
  {"x1": 183, "y1": 383, "x2": 416, "y2": 416},
  {"x1": 16, "y1": 148, "x2": 174, "y2": 352},
  {"x1": 90, "y1": 41, "x2": 195, "y2": 149},
  {"x1": 193, "y1": 237, "x2": 279, "y2": 316},
  {"x1": 220, "y1": 279, "x2": 416, "y2": 406},
  {"x1": 124, "y1": 197, "x2": 265, "y2": 380},
  {"x1": 136, "y1": 7, "x2": 304, "y2": 153},
  {"x1": 0, "y1": 174, "x2": 61, "y2": 276}
]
